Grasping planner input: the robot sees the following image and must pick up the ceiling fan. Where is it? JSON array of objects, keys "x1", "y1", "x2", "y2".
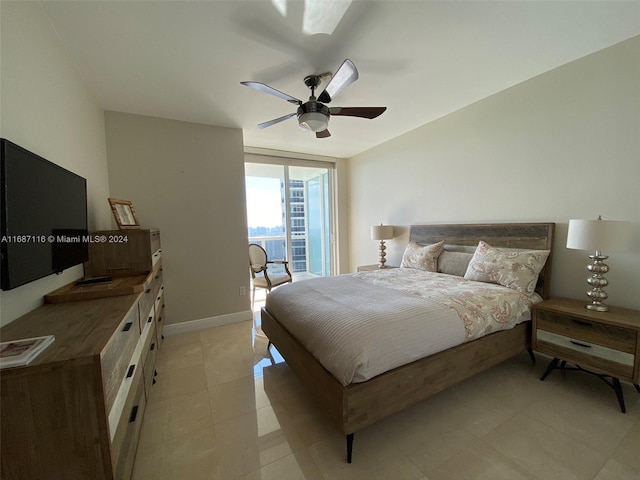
[{"x1": 241, "y1": 59, "x2": 386, "y2": 138}]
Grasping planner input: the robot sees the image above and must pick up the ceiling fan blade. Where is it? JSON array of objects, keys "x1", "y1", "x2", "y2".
[
  {"x1": 317, "y1": 59, "x2": 358, "y2": 104},
  {"x1": 316, "y1": 129, "x2": 331, "y2": 139},
  {"x1": 241, "y1": 81, "x2": 302, "y2": 105},
  {"x1": 257, "y1": 112, "x2": 297, "y2": 129},
  {"x1": 329, "y1": 106, "x2": 386, "y2": 119}
]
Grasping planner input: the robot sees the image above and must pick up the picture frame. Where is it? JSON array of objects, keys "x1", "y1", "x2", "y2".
[
  {"x1": 108, "y1": 198, "x2": 140, "y2": 230},
  {"x1": 0, "y1": 335, "x2": 55, "y2": 369}
]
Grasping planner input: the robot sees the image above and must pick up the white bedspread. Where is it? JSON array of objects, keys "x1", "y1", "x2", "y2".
[{"x1": 265, "y1": 269, "x2": 536, "y2": 386}]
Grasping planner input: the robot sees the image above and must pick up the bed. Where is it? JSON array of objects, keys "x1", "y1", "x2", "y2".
[{"x1": 261, "y1": 222, "x2": 555, "y2": 462}]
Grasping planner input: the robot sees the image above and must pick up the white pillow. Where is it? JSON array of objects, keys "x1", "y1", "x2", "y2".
[
  {"x1": 400, "y1": 241, "x2": 444, "y2": 272},
  {"x1": 464, "y1": 241, "x2": 549, "y2": 295}
]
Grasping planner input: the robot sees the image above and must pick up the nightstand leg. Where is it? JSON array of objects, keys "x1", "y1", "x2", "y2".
[
  {"x1": 635, "y1": 384, "x2": 640, "y2": 394},
  {"x1": 612, "y1": 378, "x2": 626, "y2": 413},
  {"x1": 527, "y1": 348, "x2": 536, "y2": 364},
  {"x1": 540, "y1": 357, "x2": 560, "y2": 381},
  {"x1": 346, "y1": 433, "x2": 354, "y2": 463}
]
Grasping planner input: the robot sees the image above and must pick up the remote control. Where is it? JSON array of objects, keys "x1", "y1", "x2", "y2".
[{"x1": 76, "y1": 276, "x2": 112, "y2": 286}]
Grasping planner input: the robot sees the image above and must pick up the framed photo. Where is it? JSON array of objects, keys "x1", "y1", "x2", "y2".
[
  {"x1": 0, "y1": 335, "x2": 55, "y2": 369},
  {"x1": 108, "y1": 198, "x2": 140, "y2": 230}
]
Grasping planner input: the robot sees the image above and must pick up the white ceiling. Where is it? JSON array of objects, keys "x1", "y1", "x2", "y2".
[{"x1": 40, "y1": 1, "x2": 640, "y2": 159}]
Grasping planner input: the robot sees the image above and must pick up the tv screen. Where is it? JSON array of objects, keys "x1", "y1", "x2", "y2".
[{"x1": 1, "y1": 139, "x2": 88, "y2": 290}]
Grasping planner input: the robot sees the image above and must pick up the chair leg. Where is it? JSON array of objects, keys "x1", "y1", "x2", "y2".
[{"x1": 251, "y1": 285, "x2": 256, "y2": 310}]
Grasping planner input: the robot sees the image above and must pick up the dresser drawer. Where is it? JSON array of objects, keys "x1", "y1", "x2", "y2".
[
  {"x1": 154, "y1": 291, "x2": 165, "y2": 347},
  {"x1": 111, "y1": 362, "x2": 146, "y2": 480},
  {"x1": 152, "y1": 268, "x2": 163, "y2": 301},
  {"x1": 536, "y1": 309, "x2": 636, "y2": 354},
  {"x1": 138, "y1": 277, "x2": 155, "y2": 334},
  {"x1": 143, "y1": 322, "x2": 158, "y2": 399},
  {"x1": 102, "y1": 302, "x2": 140, "y2": 412}
]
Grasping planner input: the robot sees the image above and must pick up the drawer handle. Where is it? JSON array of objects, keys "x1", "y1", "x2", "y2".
[
  {"x1": 129, "y1": 405, "x2": 139, "y2": 423},
  {"x1": 571, "y1": 319, "x2": 593, "y2": 327},
  {"x1": 157, "y1": 295, "x2": 161, "y2": 302},
  {"x1": 109, "y1": 267, "x2": 132, "y2": 274},
  {"x1": 570, "y1": 340, "x2": 591, "y2": 349},
  {"x1": 150, "y1": 343, "x2": 155, "y2": 351},
  {"x1": 145, "y1": 288, "x2": 151, "y2": 294},
  {"x1": 122, "y1": 322, "x2": 133, "y2": 332},
  {"x1": 126, "y1": 364, "x2": 136, "y2": 378},
  {"x1": 158, "y1": 316, "x2": 163, "y2": 323},
  {"x1": 155, "y1": 274, "x2": 160, "y2": 280},
  {"x1": 147, "y1": 315, "x2": 153, "y2": 323}
]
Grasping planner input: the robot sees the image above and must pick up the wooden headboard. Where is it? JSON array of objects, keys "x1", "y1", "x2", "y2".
[{"x1": 409, "y1": 222, "x2": 555, "y2": 299}]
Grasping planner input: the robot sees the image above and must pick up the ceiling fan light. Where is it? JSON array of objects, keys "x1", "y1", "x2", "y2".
[{"x1": 298, "y1": 112, "x2": 328, "y2": 132}]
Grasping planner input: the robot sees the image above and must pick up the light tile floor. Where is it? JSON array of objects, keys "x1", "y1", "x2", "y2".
[{"x1": 132, "y1": 300, "x2": 640, "y2": 480}]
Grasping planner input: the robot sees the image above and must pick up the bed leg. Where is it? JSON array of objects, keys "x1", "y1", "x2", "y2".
[
  {"x1": 527, "y1": 348, "x2": 536, "y2": 364},
  {"x1": 346, "y1": 433, "x2": 354, "y2": 463}
]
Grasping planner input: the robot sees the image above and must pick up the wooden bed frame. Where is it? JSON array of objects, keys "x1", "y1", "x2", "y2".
[{"x1": 261, "y1": 222, "x2": 555, "y2": 462}]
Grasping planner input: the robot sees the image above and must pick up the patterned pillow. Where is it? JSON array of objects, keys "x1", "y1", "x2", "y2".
[
  {"x1": 463, "y1": 241, "x2": 550, "y2": 295},
  {"x1": 400, "y1": 241, "x2": 444, "y2": 272}
]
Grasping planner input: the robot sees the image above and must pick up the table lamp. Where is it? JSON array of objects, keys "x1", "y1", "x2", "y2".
[
  {"x1": 371, "y1": 224, "x2": 394, "y2": 268},
  {"x1": 566, "y1": 216, "x2": 630, "y2": 312}
]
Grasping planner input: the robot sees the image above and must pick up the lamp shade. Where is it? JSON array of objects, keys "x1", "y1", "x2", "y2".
[
  {"x1": 566, "y1": 218, "x2": 630, "y2": 252},
  {"x1": 371, "y1": 225, "x2": 394, "y2": 241}
]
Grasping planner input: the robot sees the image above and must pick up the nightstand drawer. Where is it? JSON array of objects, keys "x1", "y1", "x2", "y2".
[
  {"x1": 536, "y1": 330, "x2": 635, "y2": 378},
  {"x1": 536, "y1": 309, "x2": 636, "y2": 354}
]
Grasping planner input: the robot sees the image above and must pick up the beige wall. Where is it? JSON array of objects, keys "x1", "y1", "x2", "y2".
[
  {"x1": 104, "y1": 112, "x2": 250, "y2": 326},
  {"x1": 0, "y1": 2, "x2": 111, "y2": 326},
  {"x1": 348, "y1": 36, "x2": 640, "y2": 310}
]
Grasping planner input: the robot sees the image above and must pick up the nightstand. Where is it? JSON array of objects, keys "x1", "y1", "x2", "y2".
[
  {"x1": 533, "y1": 297, "x2": 640, "y2": 413},
  {"x1": 356, "y1": 264, "x2": 397, "y2": 272}
]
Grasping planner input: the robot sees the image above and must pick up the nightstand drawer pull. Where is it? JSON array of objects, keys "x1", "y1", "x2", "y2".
[
  {"x1": 571, "y1": 319, "x2": 593, "y2": 327},
  {"x1": 570, "y1": 340, "x2": 591, "y2": 349}
]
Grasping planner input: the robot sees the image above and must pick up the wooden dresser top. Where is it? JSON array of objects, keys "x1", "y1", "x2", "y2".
[{"x1": 0, "y1": 293, "x2": 141, "y2": 374}]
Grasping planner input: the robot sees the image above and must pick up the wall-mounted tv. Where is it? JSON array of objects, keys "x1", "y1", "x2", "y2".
[{"x1": 1, "y1": 139, "x2": 88, "y2": 291}]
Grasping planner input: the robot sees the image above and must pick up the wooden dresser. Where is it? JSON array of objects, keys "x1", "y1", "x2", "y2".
[{"x1": 0, "y1": 229, "x2": 165, "y2": 479}]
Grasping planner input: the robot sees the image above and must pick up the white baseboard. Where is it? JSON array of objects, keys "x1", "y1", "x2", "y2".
[{"x1": 164, "y1": 310, "x2": 253, "y2": 336}]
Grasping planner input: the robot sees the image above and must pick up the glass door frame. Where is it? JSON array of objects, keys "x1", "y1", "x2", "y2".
[{"x1": 244, "y1": 154, "x2": 337, "y2": 278}]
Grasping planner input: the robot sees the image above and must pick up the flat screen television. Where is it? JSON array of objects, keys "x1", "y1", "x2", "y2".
[{"x1": 1, "y1": 139, "x2": 88, "y2": 291}]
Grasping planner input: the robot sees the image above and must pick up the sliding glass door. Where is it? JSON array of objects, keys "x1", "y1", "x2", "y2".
[
  {"x1": 245, "y1": 160, "x2": 334, "y2": 279},
  {"x1": 304, "y1": 170, "x2": 331, "y2": 276}
]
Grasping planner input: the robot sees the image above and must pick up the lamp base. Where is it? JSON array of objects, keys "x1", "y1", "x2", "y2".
[
  {"x1": 584, "y1": 251, "x2": 610, "y2": 312},
  {"x1": 586, "y1": 302, "x2": 609, "y2": 312},
  {"x1": 377, "y1": 240, "x2": 387, "y2": 269}
]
